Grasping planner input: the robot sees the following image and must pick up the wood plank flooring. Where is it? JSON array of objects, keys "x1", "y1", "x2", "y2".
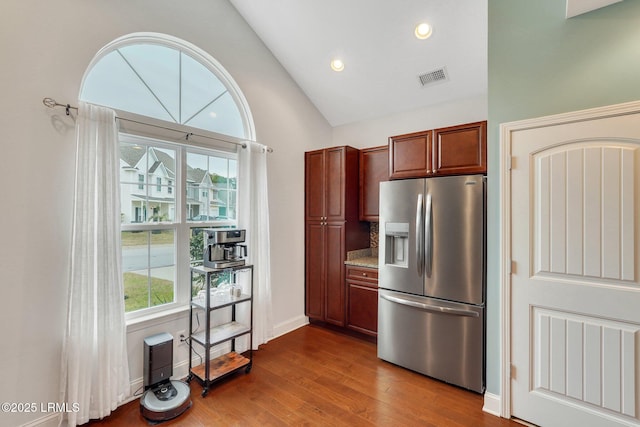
[{"x1": 89, "y1": 324, "x2": 519, "y2": 426}]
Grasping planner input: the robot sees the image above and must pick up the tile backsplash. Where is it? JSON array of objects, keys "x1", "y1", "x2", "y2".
[{"x1": 370, "y1": 222, "x2": 379, "y2": 248}]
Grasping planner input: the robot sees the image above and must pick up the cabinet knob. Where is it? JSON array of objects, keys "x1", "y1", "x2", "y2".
[{"x1": 362, "y1": 272, "x2": 367, "y2": 277}]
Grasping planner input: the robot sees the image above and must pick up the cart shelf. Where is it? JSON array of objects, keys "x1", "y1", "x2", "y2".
[
  {"x1": 191, "y1": 321, "x2": 251, "y2": 348},
  {"x1": 191, "y1": 293, "x2": 252, "y2": 310},
  {"x1": 190, "y1": 351, "x2": 251, "y2": 383}
]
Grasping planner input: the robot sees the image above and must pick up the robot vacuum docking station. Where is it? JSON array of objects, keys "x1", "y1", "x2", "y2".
[{"x1": 140, "y1": 333, "x2": 191, "y2": 423}]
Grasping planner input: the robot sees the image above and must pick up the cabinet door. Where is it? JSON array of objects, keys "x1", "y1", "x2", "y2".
[
  {"x1": 359, "y1": 146, "x2": 388, "y2": 221},
  {"x1": 433, "y1": 121, "x2": 486, "y2": 175},
  {"x1": 347, "y1": 282, "x2": 378, "y2": 336},
  {"x1": 305, "y1": 150, "x2": 325, "y2": 222},
  {"x1": 324, "y1": 223, "x2": 346, "y2": 326},
  {"x1": 389, "y1": 131, "x2": 432, "y2": 179},
  {"x1": 324, "y1": 147, "x2": 346, "y2": 221},
  {"x1": 305, "y1": 222, "x2": 325, "y2": 320}
]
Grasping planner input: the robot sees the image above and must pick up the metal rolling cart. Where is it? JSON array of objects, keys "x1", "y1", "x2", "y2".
[{"x1": 187, "y1": 264, "x2": 253, "y2": 397}]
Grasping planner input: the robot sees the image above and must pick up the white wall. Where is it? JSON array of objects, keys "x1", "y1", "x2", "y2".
[
  {"x1": 332, "y1": 95, "x2": 487, "y2": 148},
  {"x1": 0, "y1": 1, "x2": 330, "y2": 425}
]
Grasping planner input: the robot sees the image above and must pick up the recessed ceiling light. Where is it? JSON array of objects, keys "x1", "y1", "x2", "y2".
[
  {"x1": 415, "y1": 22, "x2": 433, "y2": 40},
  {"x1": 330, "y1": 59, "x2": 345, "y2": 72}
]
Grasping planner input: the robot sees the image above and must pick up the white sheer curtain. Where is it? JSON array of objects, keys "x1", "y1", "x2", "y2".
[
  {"x1": 59, "y1": 101, "x2": 130, "y2": 427},
  {"x1": 239, "y1": 141, "x2": 273, "y2": 349}
]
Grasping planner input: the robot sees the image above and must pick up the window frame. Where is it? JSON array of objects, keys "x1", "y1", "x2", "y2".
[
  {"x1": 79, "y1": 32, "x2": 257, "y2": 143},
  {"x1": 78, "y1": 32, "x2": 256, "y2": 323},
  {"x1": 119, "y1": 132, "x2": 239, "y2": 322}
]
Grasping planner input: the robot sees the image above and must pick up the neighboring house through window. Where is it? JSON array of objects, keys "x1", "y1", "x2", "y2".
[{"x1": 80, "y1": 33, "x2": 253, "y2": 319}]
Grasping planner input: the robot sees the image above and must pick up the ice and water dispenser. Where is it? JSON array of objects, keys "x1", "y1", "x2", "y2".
[{"x1": 383, "y1": 222, "x2": 409, "y2": 268}]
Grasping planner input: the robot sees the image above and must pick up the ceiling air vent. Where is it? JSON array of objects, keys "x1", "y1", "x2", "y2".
[{"x1": 418, "y1": 67, "x2": 448, "y2": 87}]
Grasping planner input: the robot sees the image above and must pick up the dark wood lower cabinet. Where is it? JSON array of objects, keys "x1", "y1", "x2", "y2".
[
  {"x1": 346, "y1": 266, "x2": 378, "y2": 337},
  {"x1": 304, "y1": 222, "x2": 325, "y2": 320},
  {"x1": 324, "y1": 223, "x2": 347, "y2": 326}
]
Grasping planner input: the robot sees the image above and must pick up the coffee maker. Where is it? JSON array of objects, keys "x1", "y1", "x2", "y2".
[{"x1": 203, "y1": 229, "x2": 248, "y2": 269}]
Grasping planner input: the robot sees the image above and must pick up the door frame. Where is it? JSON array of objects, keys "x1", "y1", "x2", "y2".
[{"x1": 498, "y1": 99, "x2": 640, "y2": 419}]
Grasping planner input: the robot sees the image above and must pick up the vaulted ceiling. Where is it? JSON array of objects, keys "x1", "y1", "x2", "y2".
[{"x1": 229, "y1": 0, "x2": 622, "y2": 127}]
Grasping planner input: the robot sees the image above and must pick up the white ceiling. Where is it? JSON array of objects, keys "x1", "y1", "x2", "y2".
[{"x1": 229, "y1": 0, "x2": 488, "y2": 127}]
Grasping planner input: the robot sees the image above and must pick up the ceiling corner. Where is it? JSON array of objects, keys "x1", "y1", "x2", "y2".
[{"x1": 566, "y1": 0, "x2": 623, "y2": 18}]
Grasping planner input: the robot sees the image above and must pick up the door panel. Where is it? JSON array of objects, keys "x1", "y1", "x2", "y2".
[
  {"x1": 305, "y1": 222, "x2": 325, "y2": 319},
  {"x1": 325, "y1": 147, "x2": 346, "y2": 221},
  {"x1": 305, "y1": 150, "x2": 325, "y2": 222},
  {"x1": 378, "y1": 289, "x2": 484, "y2": 393},
  {"x1": 433, "y1": 121, "x2": 487, "y2": 175},
  {"x1": 510, "y1": 111, "x2": 640, "y2": 427},
  {"x1": 426, "y1": 175, "x2": 485, "y2": 305},
  {"x1": 389, "y1": 131, "x2": 432, "y2": 179},
  {"x1": 379, "y1": 179, "x2": 425, "y2": 296},
  {"x1": 532, "y1": 307, "x2": 639, "y2": 416},
  {"x1": 532, "y1": 144, "x2": 637, "y2": 284},
  {"x1": 325, "y1": 223, "x2": 346, "y2": 326}
]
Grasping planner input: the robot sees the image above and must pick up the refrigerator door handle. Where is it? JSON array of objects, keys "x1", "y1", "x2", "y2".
[
  {"x1": 380, "y1": 293, "x2": 479, "y2": 318},
  {"x1": 425, "y1": 193, "x2": 433, "y2": 278},
  {"x1": 416, "y1": 193, "x2": 424, "y2": 276}
]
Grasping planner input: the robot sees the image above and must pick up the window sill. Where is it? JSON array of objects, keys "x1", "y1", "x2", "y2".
[{"x1": 126, "y1": 304, "x2": 190, "y2": 333}]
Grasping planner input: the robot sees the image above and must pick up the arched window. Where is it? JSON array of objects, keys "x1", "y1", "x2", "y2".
[
  {"x1": 80, "y1": 33, "x2": 253, "y2": 317},
  {"x1": 80, "y1": 33, "x2": 252, "y2": 140}
]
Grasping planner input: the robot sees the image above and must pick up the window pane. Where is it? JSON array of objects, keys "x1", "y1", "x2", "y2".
[
  {"x1": 189, "y1": 227, "x2": 232, "y2": 297},
  {"x1": 186, "y1": 152, "x2": 211, "y2": 220},
  {"x1": 122, "y1": 230, "x2": 175, "y2": 312},
  {"x1": 186, "y1": 152, "x2": 237, "y2": 221},
  {"x1": 150, "y1": 230, "x2": 175, "y2": 307},
  {"x1": 118, "y1": 44, "x2": 180, "y2": 121},
  {"x1": 120, "y1": 144, "x2": 176, "y2": 224},
  {"x1": 186, "y1": 91, "x2": 244, "y2": 138},
  {"x1": 180, "y1": 52, "x2": 227, "y2": 124},
  {"x1": 81, "y1": 50, "x2": 175, "y2": 122}
]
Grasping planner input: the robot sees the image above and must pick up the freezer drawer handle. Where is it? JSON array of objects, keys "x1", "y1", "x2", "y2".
[{"x1": 380, "y1": 293, "x2": 479, "y2": 318}]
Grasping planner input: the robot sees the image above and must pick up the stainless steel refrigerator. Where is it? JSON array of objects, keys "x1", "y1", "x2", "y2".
[{"x1": 377, "y1": 174, "x2": 486, "y2": 393}]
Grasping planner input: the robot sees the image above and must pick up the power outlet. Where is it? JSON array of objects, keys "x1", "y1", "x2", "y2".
[{"x1": 176, "y1": 330, "x2": 187, "y2": 346}]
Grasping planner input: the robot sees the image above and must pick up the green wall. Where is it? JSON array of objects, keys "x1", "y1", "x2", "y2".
[{"x1": 486, "y1": 0, "x2": 640, "y2": 395}]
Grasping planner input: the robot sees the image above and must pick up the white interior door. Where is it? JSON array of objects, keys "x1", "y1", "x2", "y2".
[{"x1": 509, "y1": 109, "x2": 640, "y2": 426}]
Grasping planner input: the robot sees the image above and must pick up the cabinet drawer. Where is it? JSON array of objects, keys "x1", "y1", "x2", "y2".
[{"x1": 346, "y1": 266, "x2": 378, "y2": 284}]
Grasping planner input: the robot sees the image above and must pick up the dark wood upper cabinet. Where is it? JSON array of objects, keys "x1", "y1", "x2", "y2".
[
  {"x1": 388, "y1": 130, "x2": 432, "y2": 179},
  {"x1": 389, "y1": 120, "x2": 487, "y2": 179},
  {"x1": 433, "y1": 121, "x2": 487, "y2": 176},
  {"x1": 359, "y1": 145, "x2": 389, "y2": 221}
]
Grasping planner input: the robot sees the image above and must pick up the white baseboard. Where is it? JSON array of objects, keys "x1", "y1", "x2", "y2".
[
  {"x1": 20, "y1": 413, "x2": 60, "y2": 427},
  {"x1": 25, "y1": 318, "x2": 309, "y2": 427},
  {"x1": 482, "y1": 392, "x2": 502, "y2": 417},
  {"x1": 272, "y1": 315, "x2": 308, "y2": 339}
]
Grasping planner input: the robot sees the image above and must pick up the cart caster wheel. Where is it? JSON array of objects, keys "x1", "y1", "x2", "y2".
[
  {"x1": 186, "y1": 374, "x2": 193, "y2": 383},
  {"x1": 201, "y1": 389, "x2": 209, "y2": 398},
  {"x1": 245, "y1": 364, "x2": 252, "y2": 373}
]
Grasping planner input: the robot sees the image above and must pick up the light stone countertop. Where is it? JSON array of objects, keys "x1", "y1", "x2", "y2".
[{"x1": 344, "y1": 248, "x2": 378, "y2": 268}]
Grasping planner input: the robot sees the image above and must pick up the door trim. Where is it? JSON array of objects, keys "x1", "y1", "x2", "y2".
[{"x1": 499, "y1": 99, "x2": 640, "y2": 419}]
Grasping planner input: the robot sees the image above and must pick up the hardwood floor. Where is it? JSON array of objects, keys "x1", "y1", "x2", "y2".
[{"x1": 89, "y1": 325, "x2": 519, "y2": 426}]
